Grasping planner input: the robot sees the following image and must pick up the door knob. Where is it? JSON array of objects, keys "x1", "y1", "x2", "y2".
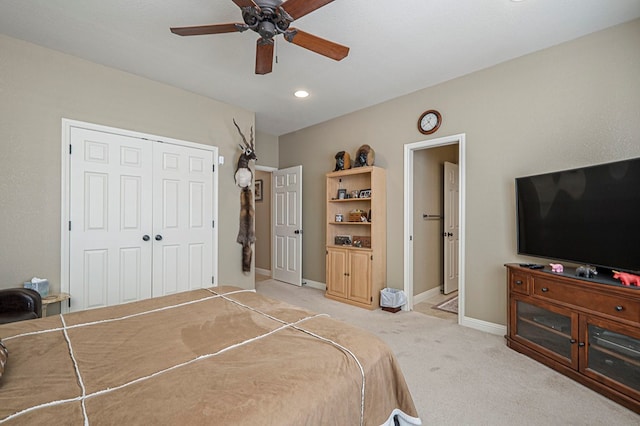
[
  {"x1": 442, "y1": 232, "x2": 453, "y2": 237},
  {"x1": 294, "y1": 229, "x2": 303, "y2": 234},
  {"x1": 142, "y1": 235, "x2": 150, "y2": 241},
  {"x1": 155, "y1": 235, "x2": 163, "y2": 241}
]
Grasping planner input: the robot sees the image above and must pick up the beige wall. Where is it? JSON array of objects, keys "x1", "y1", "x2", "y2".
[
  {"x1": 256, "y1": 130, "x2": 279, "y2": 169},
  {"x1": 254, "y1": 170, "x2": 271, "y2": 271},
  {"x1": 279, "y1": 19, "x2": 640, "y2": 325},
  {"x1": 0, "y1": 34, "x2": 256, "y2": 301},
  {"x1": 412, "y1": 146, "x2": 458, "y2": 296}
]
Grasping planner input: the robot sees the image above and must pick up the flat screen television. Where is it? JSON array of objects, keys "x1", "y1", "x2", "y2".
[{"x1": 515, "y1": 157, "x2": 640, "y2": 274}]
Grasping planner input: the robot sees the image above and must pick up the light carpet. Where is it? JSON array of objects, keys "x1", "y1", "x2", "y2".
[{"x1": 255, "y1": 278, "x2": 639, "y2": 425}]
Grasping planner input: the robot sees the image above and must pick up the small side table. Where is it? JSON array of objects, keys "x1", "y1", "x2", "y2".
[{"x1": 41, "y1": 293, "x2": 71, "y2": 317}]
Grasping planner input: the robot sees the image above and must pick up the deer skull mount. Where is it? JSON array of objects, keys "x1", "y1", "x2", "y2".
[{"x1": 233, "y1": 119, "x2": 257, "y2": 188}]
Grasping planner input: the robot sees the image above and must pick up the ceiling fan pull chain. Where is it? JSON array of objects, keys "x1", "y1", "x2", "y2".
[{"x1": 275, "y1": 37, "x2": 279, "y2": 64}]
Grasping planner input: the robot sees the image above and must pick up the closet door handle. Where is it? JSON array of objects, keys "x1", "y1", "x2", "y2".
[
  {"x1": 142, "y1": 235, "x2": 150, "y2": 241},
  {"x1": 155, "y1": 234, "x2": 163, "y2": 241}
]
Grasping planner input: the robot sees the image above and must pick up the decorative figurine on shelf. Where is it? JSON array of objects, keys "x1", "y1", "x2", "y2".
[
  {"x1": 353, "y1": 144, "x2": 375, "y2": 167},
  {"x1": 612, "y1": 271, "x2": 640, "y2": 286},
  {"x1": 550, "y1": 263, "x2": 564, "y2": 273},
  {"x1": 233, "y1": 119, "x2": 257, "y2": 273},
  {"x1": 576, "y1": 265, "x2": 597, "y2": 278},
  {"x1": 334, "y1": 151, "x2": 351, "y2": 171}
]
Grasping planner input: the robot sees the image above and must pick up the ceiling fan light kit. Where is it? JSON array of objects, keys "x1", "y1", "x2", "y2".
[{"x1": 171, "y1": 0, "x2": 349, "y2": 75}]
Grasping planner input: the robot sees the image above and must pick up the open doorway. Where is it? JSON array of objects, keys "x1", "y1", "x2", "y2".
[{"x1": 403, "y1": 134, "x2": 466, "y2": 323}]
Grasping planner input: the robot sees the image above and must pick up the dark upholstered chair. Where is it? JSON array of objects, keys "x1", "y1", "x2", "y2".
[{"x1": 0, "y1": 288, "x2": 42, "y2": 324}]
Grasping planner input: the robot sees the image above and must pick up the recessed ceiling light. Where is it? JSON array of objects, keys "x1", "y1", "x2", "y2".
[{"x1": 294, "y1": 90, "x2": 309, "y2": 98}]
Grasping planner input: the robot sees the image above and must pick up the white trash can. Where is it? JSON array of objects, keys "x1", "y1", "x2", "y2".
[{"x1": 380, "y1": 288, "x2": 407, "y2": 310}]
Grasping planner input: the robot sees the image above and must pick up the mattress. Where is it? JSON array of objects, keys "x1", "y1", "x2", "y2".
[{"x1": 0, "y1": 286, "x2": 420, "y2": 425}]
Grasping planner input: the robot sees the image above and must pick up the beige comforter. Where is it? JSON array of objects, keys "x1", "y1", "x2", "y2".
[{"x1": 0, "y1": 286, "x2": 419, "y2": 425}]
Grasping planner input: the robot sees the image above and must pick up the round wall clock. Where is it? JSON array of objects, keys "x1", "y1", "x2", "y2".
[{"x1": 418, "y1": 110, "x2": 442, "y2": 135}]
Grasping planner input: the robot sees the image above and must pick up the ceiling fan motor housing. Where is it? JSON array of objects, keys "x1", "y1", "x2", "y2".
[{"x1": 243, "y1": 0, "x2": 292, "y2": 40}]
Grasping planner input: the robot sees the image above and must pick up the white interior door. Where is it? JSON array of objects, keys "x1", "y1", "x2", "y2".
[
  {"x1": 69, "y1": 127, "x2": 153, "y2": 310},
  {"x1": 443, "y1": 161, "x2": 459, "y2": 294},
  {"x1": 272, "y1": 165, "x2": 303, "y2": 286},
  {"x1": 152, "y1": 142, "x2": 214, "y2": 296}
]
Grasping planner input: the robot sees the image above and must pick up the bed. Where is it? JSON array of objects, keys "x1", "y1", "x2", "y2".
[{"x1": 0, "y1": 286, "x2": 420, "y2": 425}]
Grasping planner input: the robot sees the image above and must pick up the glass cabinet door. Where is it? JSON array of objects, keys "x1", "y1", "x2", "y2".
[
  {"x1": 584, "y1": 318, "x2": 640, "y2": 399},
  {"x1": 514, "y1": 300, "x2": 576, "y2": 366}
]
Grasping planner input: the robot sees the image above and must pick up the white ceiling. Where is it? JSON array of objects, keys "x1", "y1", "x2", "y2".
[{"x1": 1, "y1": 0, "x2": 639, "y2": 136}]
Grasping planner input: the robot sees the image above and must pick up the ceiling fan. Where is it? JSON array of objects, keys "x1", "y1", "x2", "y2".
[{"x1": 170, "y1": 0, "x2": 349, "y2": 75}]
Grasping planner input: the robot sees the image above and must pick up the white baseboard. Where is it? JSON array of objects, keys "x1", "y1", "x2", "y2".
[
  {"x1": 460, "y1": 316, "x2": 506, "y2": 336},
  {"x1": 255, "y1": 267, "x2": 271, "y2": 277},
  {"x1": 413, "y1": 286, "x2": 442, "y2": 305},
  {"x1": 302, "y1": 278, "x2": 326, "y2": 291}
]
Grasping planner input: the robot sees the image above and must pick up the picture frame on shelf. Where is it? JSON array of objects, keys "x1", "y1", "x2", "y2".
[
  {"x1": 337, "y1": 188, "x2": 347, "y2": 199},
  {"x1": 359, "y1": 188, "x2": 371, "y2": 198},
  {"x1": 255, "y1": 179, "x2": 263, "y2": 201},
  {"x1": 334, "y1": 235, "x2": 352, "y2": 246}
]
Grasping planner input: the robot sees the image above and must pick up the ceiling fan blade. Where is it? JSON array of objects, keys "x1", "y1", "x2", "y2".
[
  {"x1": 170, "y1": 23, "x2": 244, "y2": 36},
  {"x1": 232, "y1": 0, "x2": 259, "y2": 9},
  {"x1": 255, "y1": 39, "x2": 274, "y2": 75},
  {"x1": 285, "y1": 28, "x2": 349, "y2": 61},
  {"x1": 281, "y1": 0, "x2": 335, "y2": 20}
]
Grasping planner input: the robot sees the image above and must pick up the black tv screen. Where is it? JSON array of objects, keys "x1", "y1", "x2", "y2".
[{"x1": 516, "y1": 157, "x2": 640, "y2": 273}]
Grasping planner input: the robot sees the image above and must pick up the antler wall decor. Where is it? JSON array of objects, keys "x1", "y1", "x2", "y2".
[{"x1": 233, "y1": 119, "x2": 257, "y2": 272}]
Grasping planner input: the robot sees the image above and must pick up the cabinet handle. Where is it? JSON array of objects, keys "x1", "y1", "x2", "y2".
[
  {"x1": 615, "y1": 305, "x2": 624, "y2": 312},
  {"x1": 515, "y1": 280, "x2": 523, "y2": 285},
  {"x1": 541, "y1": 287, "x2": 549, "y2": 292},
  {"x1": 570, "y1": 339, "x2": 577, "y2": 344},
  {"x1": 578, "y1": 342, "x2": 586, "y2": 347}
]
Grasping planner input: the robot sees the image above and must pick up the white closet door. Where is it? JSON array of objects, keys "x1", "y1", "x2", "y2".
[
  {"x1": 152, "y1": 142, "x2": 214, "y2": 296},
  {"x1": 69, "y1": 128, "x2": 153, "y2": 311}
]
